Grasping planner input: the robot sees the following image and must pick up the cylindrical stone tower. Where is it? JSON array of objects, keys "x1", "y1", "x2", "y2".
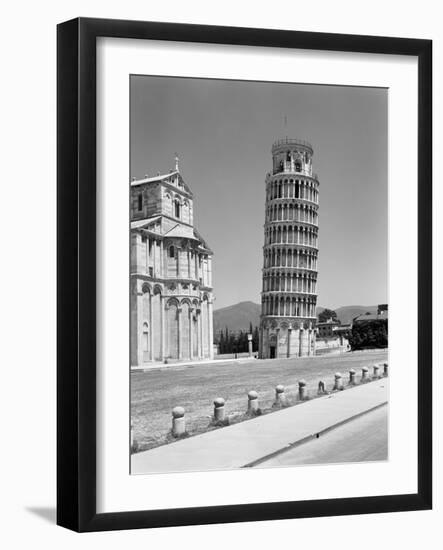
[{"x1": 259, "y1": 138, "x2": 319, "y2": 359}]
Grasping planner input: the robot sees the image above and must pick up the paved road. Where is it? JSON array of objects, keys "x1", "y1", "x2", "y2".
[{"x1": 258, "y1": 404, "x2": 388, "y2": 468}]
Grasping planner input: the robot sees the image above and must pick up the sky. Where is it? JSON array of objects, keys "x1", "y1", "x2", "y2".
[{"x1": 130, "y1": 75, "x2": 388, "y2": 311}]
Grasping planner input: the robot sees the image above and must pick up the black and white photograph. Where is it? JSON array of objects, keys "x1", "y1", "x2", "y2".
[
  {"x1": 129, "y1": 75, "x2": 389, "y2": 475},
  {"x1": 0, "y1": 0, "x2": 438, "y2": 543}
]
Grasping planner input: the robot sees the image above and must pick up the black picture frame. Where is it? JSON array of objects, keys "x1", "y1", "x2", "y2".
[{"x1": 57, "y1": 17, "x2": 432, "y2": 532}]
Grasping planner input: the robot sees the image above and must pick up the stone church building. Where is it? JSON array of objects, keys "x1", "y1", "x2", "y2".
[
  {"x1": 260, "y1": 138, "x2": 319, "y2": 359},
  {"x1": 130, "y1": 158, "x2": 214, "y2": 366}
]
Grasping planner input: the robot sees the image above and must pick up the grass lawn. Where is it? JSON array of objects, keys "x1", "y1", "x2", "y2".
[{"x1": 131, "y1": 349, "x2": 388, "y2": 452}]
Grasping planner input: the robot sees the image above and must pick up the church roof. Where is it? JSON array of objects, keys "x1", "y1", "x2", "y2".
[
  {"x1": 131, "y1": 170, "x2": 193, "y2": 197},
  {"x1": 131, "y1": 216, "x2": 161, "y2": 230},
  {"x1": 131, "y1": 172, "x2": 177, "y2": 186},
  {"x1": 131, "y1": 216, "x2": 213, "y2": 254},
  {"x1": 163, "y1": 223, "x2": 197, "y2": 240}
]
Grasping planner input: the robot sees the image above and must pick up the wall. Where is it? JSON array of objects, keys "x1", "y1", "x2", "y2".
[{"x1": 0, "y1": 1, "x2": 441, "y2": 549}]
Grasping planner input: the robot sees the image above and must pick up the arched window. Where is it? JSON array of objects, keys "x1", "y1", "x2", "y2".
[
  {"x1": 169, "y1": 245, "x2": 175, "y2": 258},
  {"x1": 295, "y1": 161, "x2": 302, "y2": 172},
  {"x1": 174, "y1": 199, "x2": 180, "y2": 218},
  {"x1": 137, "y1": 194, "x2": 143, "y2": 211}
]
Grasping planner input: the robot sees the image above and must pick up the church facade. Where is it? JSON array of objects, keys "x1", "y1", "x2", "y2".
[
  {"x1": 130, "y1": 158, "x2": 214, "y2": 366},
  {"x1": 259, "y1": 138, "x2": 319, "y2": 359}
]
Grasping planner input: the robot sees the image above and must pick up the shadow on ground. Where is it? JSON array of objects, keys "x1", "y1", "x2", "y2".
[{"x1": 26, "y1": 506, "x2": 56, "y2": 524}]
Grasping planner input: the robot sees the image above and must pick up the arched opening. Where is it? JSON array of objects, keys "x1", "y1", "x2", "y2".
[{"x1": 174, "y1": 199, "x2": 180, "y2": 218}]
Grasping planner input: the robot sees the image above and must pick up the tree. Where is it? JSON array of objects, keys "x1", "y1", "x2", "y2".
[
  {"x1": 219, "y1": 330, "x2": 225, "y2": 354},
  {"x1": 252, "y1": 326, "x2": 260, "y2": 352},
  {"x1": 349, "y1": 319, "x2": 388, "y2": 350},
  {"x1": 318, "y1": 308, "x2": 338, "y2": 323}
]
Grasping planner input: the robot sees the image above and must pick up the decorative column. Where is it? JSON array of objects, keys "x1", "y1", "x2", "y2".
[
  {"x1": 299, "y1": 324, "x2": 304, "y2": 356},
  {"x1": 149, "y1": 292, "x2": 154, "y2": 361},
  {"x1": 160, "y1": 240, "x2": 164, "y2": 278},
  {"x1": 152, "y1": 239, "x2": 156, "y2": 277},
  {"x1": 208, "y1": 298, "x2": 214, "y2": 359},
  {"x1": 208, "y1": 257, "x2": 212, "y2": 287},
  {"x1": 177, "y1": 306, "x2": 182, "y2": 359},
  {"x1": 287, "y1": 325, "x2": 292, "y2": 358},
  {"x1": 198, "y1": 307, "x2": 203, "y2": 358},
  {"x1": 307, "y1": 321, "x2": 312, "y2": 356},
  {"x1": 161, "y1": 295, "x2": 166, "y2": 360},
  {"x1": 136, "y1": 285, "x2": 144, "y2": 366},
  {"x1": 176, "y1": 246, "x2": 181, "y2": 277},
  {"x1": 189, "y1": 307, "x2": 194, "y2": 359}
]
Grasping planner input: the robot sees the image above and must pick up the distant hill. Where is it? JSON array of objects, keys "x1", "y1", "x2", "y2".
[
  {"x1": 213, "y1": 301, "x2": 261, "y2": 334},
  {"x1": 317, "y1": 305, "x2": 378, "y2": 325},
  {"x1": 214, "y1": 301, "x2": 379, "y2": 333}
]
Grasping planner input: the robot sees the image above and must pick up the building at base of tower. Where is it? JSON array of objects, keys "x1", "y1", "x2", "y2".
[
  {"x1": 260, "y1": 321, "x2": 316, "y2": 359},
  {"x1": 259, "y1": 138, "x2": 320, "y2": 359},
  {"x1": 130, "y1": 158, "x2": 214, "y2": 366}
]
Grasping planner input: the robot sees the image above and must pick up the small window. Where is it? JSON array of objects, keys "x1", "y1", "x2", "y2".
[
  {"x1": 137, "y1": 194, "x2": 143, "y2": 211},
  {"x1": 174, "y1": 200, "x2": 180, "y2": 218},
  {"x1": 169, "y1": 246, "x2": 175, "y2": 258}
]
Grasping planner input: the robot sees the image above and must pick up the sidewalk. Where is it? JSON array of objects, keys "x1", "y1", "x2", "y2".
[
  {"x1": 131, "y1": 378, "x2": 388, "y2": 474},
  {"x1": 131, "y1": 356, "x2": 256, "y2": 372}
]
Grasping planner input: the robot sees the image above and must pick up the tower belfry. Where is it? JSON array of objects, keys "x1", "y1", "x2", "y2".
[{"x1": 259, "y1": 138, "x2": 320, "y2": 359}]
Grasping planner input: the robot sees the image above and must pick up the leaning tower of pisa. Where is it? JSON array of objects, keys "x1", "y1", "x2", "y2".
[{"x1": 259, "y1": 138, "x2": 319, "y2": 359}]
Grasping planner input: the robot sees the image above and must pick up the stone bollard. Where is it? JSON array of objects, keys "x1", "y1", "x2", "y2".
[
  {"x1": 373, "y1": 364, "x2": 380, "y2": 379},
  {"x1": 333, "y1": 372, "x2": 343, "y2": 391},
  {"x1": 247, "y1": 391, "x2": 259, "y2": 414},
  {"x1": 318, "y1": 380, "x2": 326, "y2": 395},
  {"x1": 298, "y1": 379, "x2": 307, "y2": 400},
  {"x1": 213, "y1": 397, "x2": 226, "y2": 422},
  {"x1": 172, "y1": 406, "x2": 186, "y2": 437},
  {"x1": 348, "y1": 369, "x2": 356, "y2": 385},
  {"x1": 383, "y1": 362, "x2": 389, "y2": 377},
  {"x1": 274, "y1": 385, "x2": 286, "y2": 407},
  {"x1": 361, "y1": 366, "x2": 369, "y2": 383}
]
